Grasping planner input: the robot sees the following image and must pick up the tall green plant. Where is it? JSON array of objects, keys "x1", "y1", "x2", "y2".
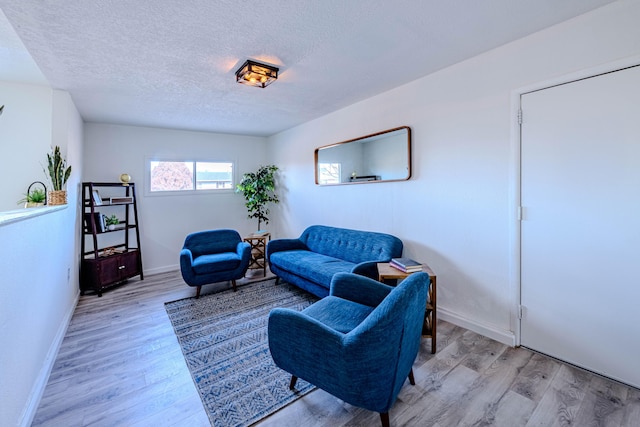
[
  {"x1": 236, "y1": 165, "x2": 279, "y2": 231},
  {"x1": 46, "y1": 146, "x2": 72, "y2": 191}
]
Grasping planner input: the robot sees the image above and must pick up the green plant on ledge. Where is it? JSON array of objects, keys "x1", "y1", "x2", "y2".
[
  {"x1": 17, "y1": 188, "x2": 46, "y2": 207},
  {"x1": 236, "y1": 165, "x2": 279, "y2": 231}
]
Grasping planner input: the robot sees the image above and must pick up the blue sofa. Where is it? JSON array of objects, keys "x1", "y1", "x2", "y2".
[{"x1": 266, "y1": 225, "x2": 403, "y2": 297}]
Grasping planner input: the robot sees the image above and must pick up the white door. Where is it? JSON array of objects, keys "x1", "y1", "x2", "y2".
[{"x1": 520, "y1": 65, "x2": 640, "y2": 388}]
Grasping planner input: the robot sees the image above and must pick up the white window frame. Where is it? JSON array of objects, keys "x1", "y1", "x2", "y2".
[{"x1": 145, "y1": 158, "x2": 236, "y2": 196}]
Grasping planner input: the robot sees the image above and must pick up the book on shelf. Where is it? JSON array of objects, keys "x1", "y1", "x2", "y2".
[
  {"x1": 91, "y1": 190, "x2": 102, "y2": 205},
  {"x1": 390, "y1": 257, "x2": 422, "y2": 273},
  {"x1": 84, "y1": 212, "x2": 106, "y2": 233}
]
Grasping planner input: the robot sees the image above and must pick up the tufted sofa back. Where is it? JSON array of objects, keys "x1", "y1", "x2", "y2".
[{"x1": 299, "y1": 225, "x2": 402, "y2": 264}]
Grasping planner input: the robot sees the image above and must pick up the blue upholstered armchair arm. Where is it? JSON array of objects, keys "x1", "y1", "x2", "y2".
[
  {"x1": 179, "y1": 248, "x2": 194, "y2": 271},
  {"x1": 330, "y1": 272, "x2": 393, "y2": 308},
  {"x1": 236, "y1": 241, "x2": 250, "y2": 258},
  {"x1": 269, "y1": 307, "x2": 345, "y2": 374},
  {"x1": 266, "y1": 238, "x2": 308, "y2": 261}
]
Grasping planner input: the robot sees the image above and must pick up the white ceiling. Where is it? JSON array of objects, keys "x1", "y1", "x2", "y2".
[{"x1": 0, "y1": 0, "x2": 615, "y2": 136}]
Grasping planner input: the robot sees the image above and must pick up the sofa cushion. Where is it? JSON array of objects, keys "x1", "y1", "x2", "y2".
[
  {"x1": 270, "y1": 250, "x2": 355, "y2": 286},
  {"x1": 192, "y1": 252, "x2": 240, "y2": 274},
  {"x1": 302, "y1": 296, "x2": 375, "y2": 334}
]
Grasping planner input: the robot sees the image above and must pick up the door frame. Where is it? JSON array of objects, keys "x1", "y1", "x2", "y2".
[{"x1": 508, "y1": 54, "x2": 640, "y2": 347}]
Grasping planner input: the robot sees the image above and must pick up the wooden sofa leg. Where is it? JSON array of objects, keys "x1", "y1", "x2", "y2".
[
  {"x1": 380, "y1": 412, "x2": 390, "y2": 427},
  {"x1": 408, "y1": 368, "x2": 415, "y2": 385},
  {"x1": 289, "y1": 375, "x2": 298, "y2": 390},
  {"x1": 275, "y1": 277, "x2": 280, "y2": 286},
  {"x1": 232, "y1": 279, "x2": 237, "y2": 292},
  {"x1": 196, "y1": 286, "x2": 201, "y2": 299}
]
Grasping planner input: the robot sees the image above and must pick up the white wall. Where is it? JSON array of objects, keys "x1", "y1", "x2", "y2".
[
  {"x1": 267, "y1": 0, "x2": 640, "y2": 345},
  {"x1": 0, "y1": 89, "x2": 83, "y2": 426},
  {"x1": 83, "y1": 123, "x2": 268, "y2": 274},
  {"x1": 0, "y1": 81, "x2": 53, "y2": 211}
]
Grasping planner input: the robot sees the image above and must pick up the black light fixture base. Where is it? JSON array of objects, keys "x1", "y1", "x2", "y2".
[{"x1": 235, "y1": 60, "x2": 279, "y2": 88}]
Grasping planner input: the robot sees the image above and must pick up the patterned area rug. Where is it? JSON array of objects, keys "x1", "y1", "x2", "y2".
[{"x1": 165, "y1": 279, "x2": 318, "y2": 427}]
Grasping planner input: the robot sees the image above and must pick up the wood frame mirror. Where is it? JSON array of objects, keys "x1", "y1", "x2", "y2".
[{"x1": 314, "y1": 126, "x2": 411, "y2": 185}]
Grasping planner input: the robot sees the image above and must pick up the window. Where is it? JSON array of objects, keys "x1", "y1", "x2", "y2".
[
  {"x1": 195, "y1": 162, "x2": 233, "y2": 190},
  {"x1": 149, "y1": 161, "x2": 233, "y2": 192},
  {"x1": 318, "y1": 163, "x2": 341, "y2": 185}
]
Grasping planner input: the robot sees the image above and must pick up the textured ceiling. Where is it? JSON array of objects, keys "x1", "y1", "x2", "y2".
[{"x1": 0, "y1": 0, "x2": 615, "y2": 136}]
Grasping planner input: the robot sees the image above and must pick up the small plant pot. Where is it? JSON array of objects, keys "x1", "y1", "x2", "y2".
[
  {"x1": 48, "y1": 190, "x2": 67, "y2": 206},
  {"x1": 24, "y1": 202, "x2": 44, "y2": 208},
  {"x1": 108, "y1": 224, "x2": 116, "y2": 231}
]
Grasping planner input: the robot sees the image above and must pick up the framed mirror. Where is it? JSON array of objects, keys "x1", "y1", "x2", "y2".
[{"x1": 315, "y1": 126, "x2": 411, "y2": 185}]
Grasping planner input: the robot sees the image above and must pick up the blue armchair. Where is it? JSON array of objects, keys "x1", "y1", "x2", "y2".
[
  {"x1": 179, "y1": 229, "x2": 251, "y2": 298},
  {"x1": 268, "y1": 271, "x2": 429, "y2": 427}
]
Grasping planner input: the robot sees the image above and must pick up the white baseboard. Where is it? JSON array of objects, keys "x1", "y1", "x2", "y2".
[
  {"x1": 438, "y1": 307, "x2": 516, "y2": 347},
  {"x1": 20, "y1": 290, "x2": 80, "y2": 427}
]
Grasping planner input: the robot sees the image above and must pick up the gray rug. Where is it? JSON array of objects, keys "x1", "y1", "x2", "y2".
[{"x1": 165, "y1": 278, "x2": 318, "y2": 427}]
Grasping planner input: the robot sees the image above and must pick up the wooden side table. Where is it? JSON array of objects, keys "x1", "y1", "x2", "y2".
[
  {"x1": 244, "y1": 233, "x2": 271, "y2": 276},
  {"x1": 377, "y1": 262, "x2": 437, "y2": 354}
]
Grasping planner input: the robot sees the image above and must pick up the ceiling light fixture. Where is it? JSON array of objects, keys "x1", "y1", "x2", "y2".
[{"x1": 235, "y1": 60, "x2": 279, "y2": 88}]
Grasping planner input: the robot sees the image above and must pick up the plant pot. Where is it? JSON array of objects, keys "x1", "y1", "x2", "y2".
[
  {"x1": 48, "y1": 190, "x2": 67, "y2": 206},
  {"x1": 24, "y1": 202, "x2": 44, "y2": 208},
  {"x1": 108, "y1": 224, "x2": 116, "y2": 231}
]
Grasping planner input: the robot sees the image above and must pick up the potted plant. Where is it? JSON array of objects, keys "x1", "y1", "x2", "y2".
[
  {"x1": 46, "y1": 145, "x2": 72, "y2": 205},
  {"x1": 236, "y1": 165, "x2": 279, "y2": 231},
  {"x1": 105, "y1": 214, "x2": 119, "y2": 231},
  {"x1": 18, "y1": 187, "x2": 46, "y2": 208}
]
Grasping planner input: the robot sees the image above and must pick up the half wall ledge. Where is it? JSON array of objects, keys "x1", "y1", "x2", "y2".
[{"x1": 0, "y1": 205, "x2": 67, "y2": 227}]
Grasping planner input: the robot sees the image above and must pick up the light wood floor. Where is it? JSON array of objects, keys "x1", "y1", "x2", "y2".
[{"x1": 33, "y1": 270, "x2": 640, "y2": 427}]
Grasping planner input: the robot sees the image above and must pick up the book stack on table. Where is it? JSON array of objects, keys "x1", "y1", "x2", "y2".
[{"x1": 390, "y1": 257, "x2": 422, "y2": 273}]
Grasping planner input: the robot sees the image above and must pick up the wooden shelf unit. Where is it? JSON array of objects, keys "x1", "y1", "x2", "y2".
[{"x1": 80, "y1": 182, "x2": 143, "y2": 296}]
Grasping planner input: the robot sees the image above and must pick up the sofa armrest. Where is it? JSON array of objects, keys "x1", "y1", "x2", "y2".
[
  {"x1": 266, "y1": 238, "x2": 308, "y2": 261},
  {"x1": 351, "y1": 261, "x2": 380, "y2": 280},
  {"x1": 330, "y1": 272, "x2": 393, "y2": 308}
]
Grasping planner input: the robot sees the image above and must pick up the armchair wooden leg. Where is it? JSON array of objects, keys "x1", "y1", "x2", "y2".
[
  {"x1": 196, "y1": 286, "x2": 201, "y2": 299},
  {"x1": 232, "y1": 279, "x2": 237, "y2": 292},
  {"x1": 289, "y1": 375, "x2": 298, "y2": 390},
  {"x1": 408, "y1": 368, "x2": 415, "y2": 386},
  {"x1": 380, "y1": 412, "x2": 390, "y2": 427},
  {"x1": 409, "y1": 368, "x2": 416, "y2": 385},
  {"x1": 275, "y1": 277, "x2": 280, "y2": 286}
]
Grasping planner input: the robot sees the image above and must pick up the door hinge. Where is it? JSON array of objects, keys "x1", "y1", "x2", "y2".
[
  {"x1": 517, "y1": 206, "x2": 524, "y2": 221},
  {"x1": 517, "y1": 109, "x2": 523, "y2": 125},
  {"x1": 518, "y1": 305, "x2": 524, "y2": 319}
]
